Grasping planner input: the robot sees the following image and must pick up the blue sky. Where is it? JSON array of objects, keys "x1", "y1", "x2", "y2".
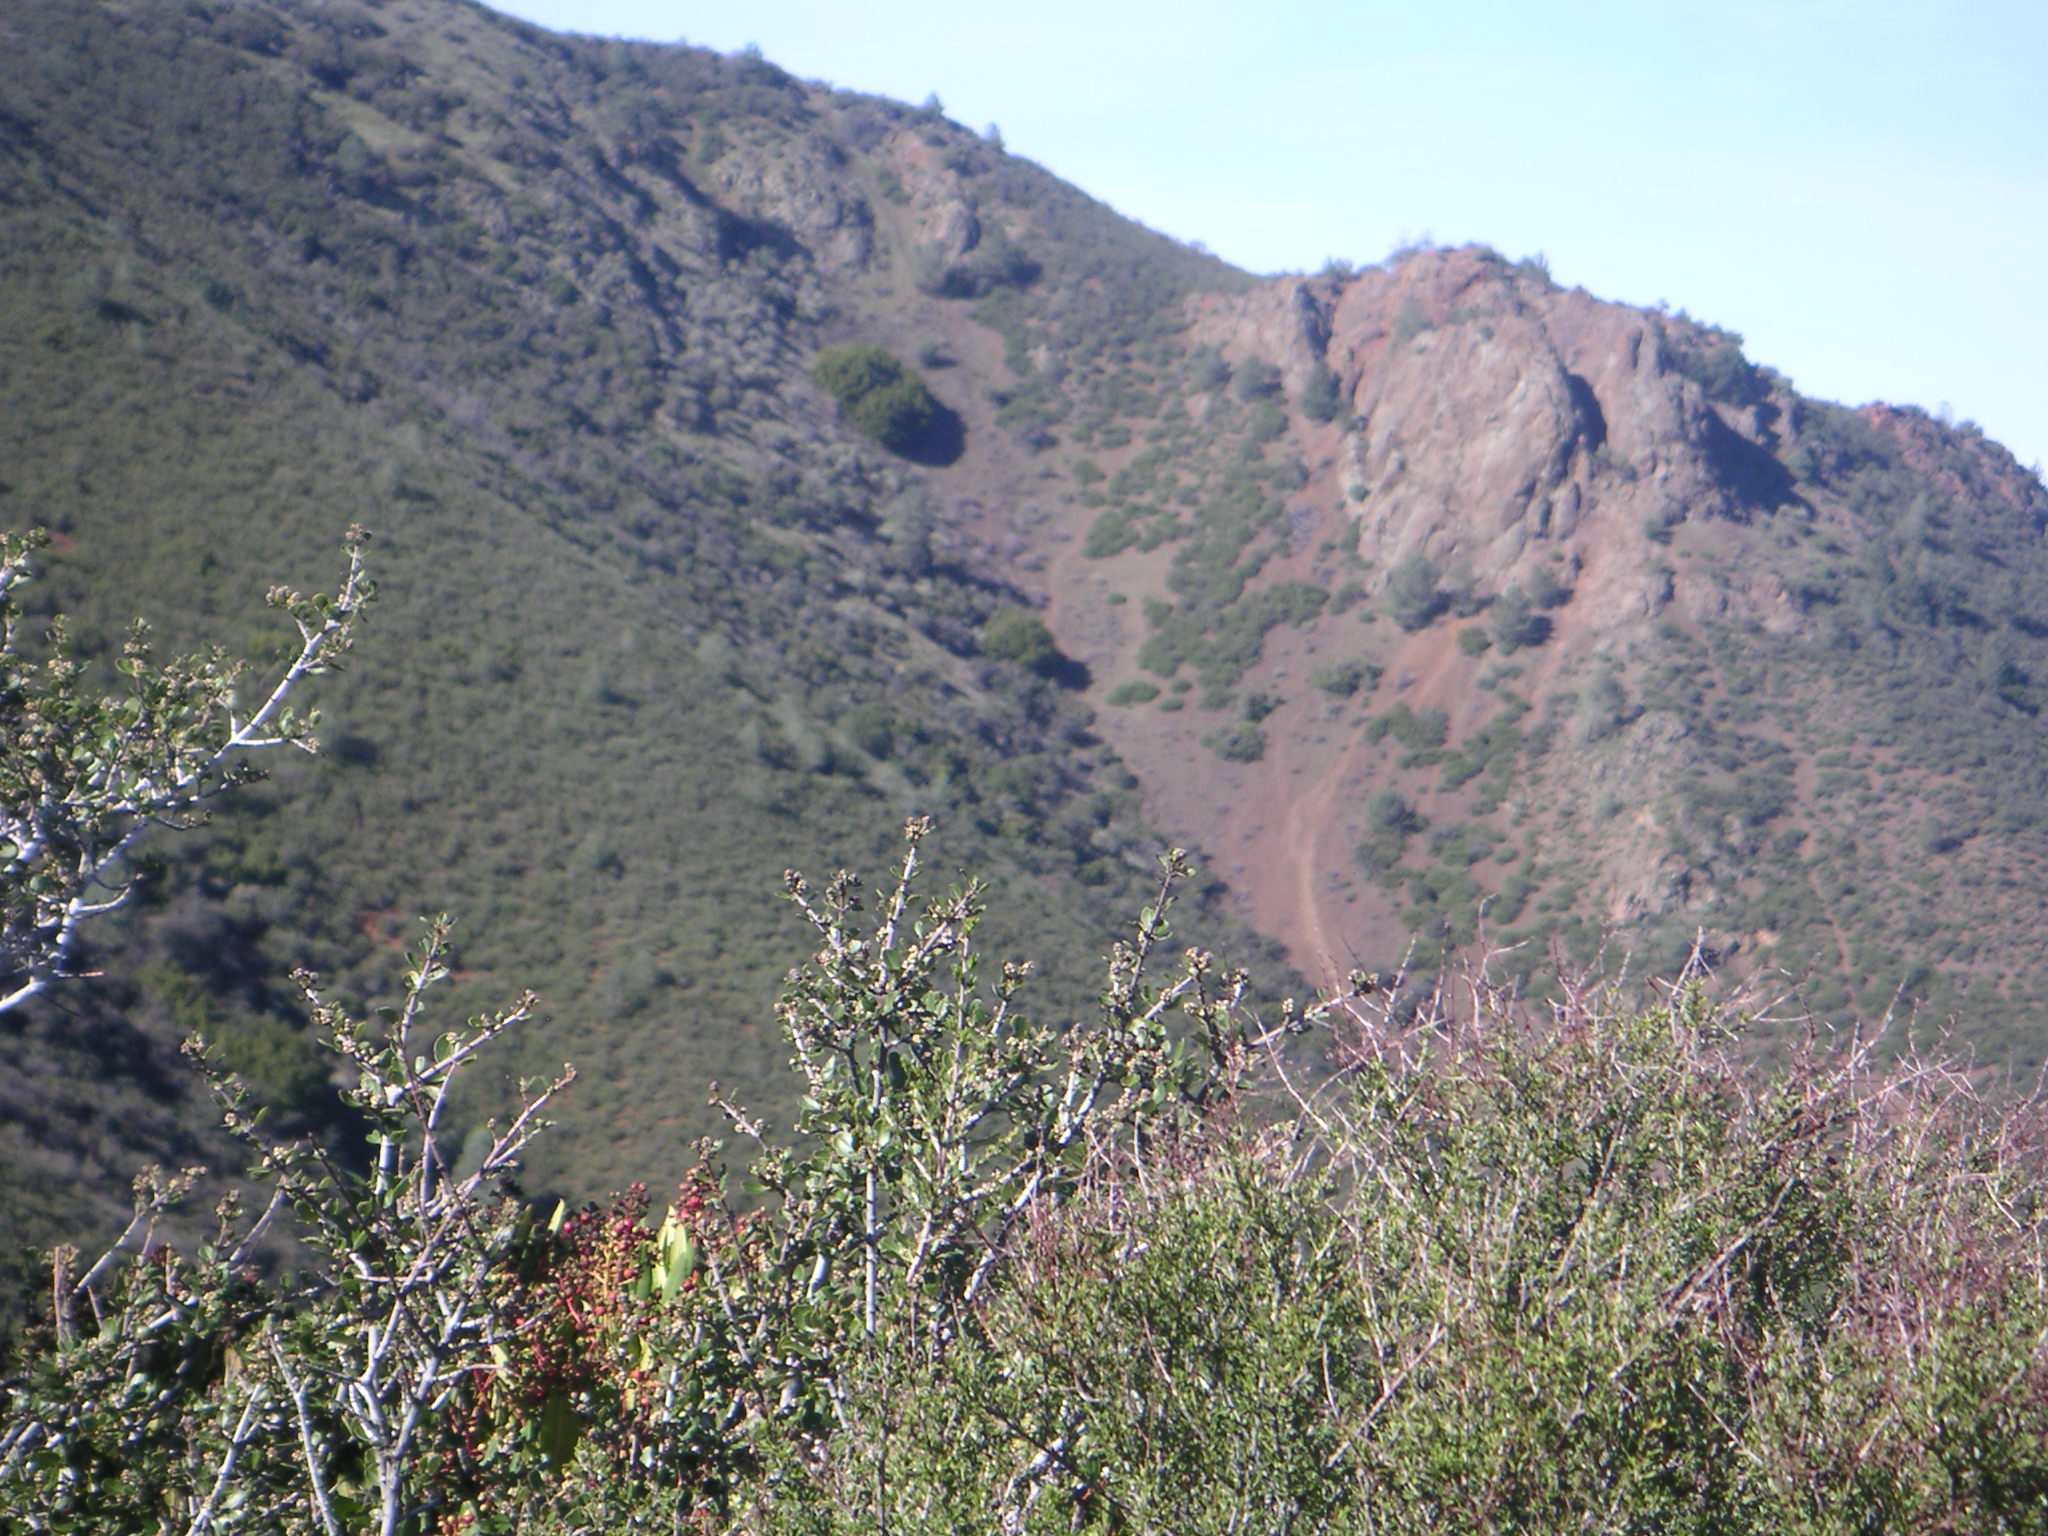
[{"x1": 484, "y1": 1, "x2": 2046, "y2": 473}]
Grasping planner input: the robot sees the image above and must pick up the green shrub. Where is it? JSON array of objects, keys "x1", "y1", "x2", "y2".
[
  {"x1": 1105, "y1": 679, "x2": 1159, "y2": 706},
  {"x1": 1312, "y1": 656, "x2": 1382, "y2": 696},
  {"x1": 1579, "y1": 668, "x2": 1638, "y2": 741},
  {"x1": 1355, "y1": 786, "x2": 1426, "y2": 876},
  {"x1": 1206, "y1": 721, "x2": 1266, "y2": 762},
  {"x1": 1668, "y1": 329, "x2": 1769, "y2": 407},
  {"x1": 1232, "y1": 358, "x2": 1282, "y2": 401},
  {"x1": 1329, "y1": 580, "x2": 1367, "y2": 615},
  {"x1": 1299, "y1": 360, "x2": 1344, "y2": 423},
  {"x1": 1084, "y1": 507, "x2": 1137, "y2": 558},
  {"x1": 1527, "y1": 562, "x2": 1571, "y2": 609},
  {"x1": 1489, "y1": 584, "x2": 1552, "y2": 651},
  {"x1": 1366, "y1": 702, "x2": 1449, "y2": 751},
  {"x1": 980, "y1": 609, "x2": 1061, "y2": 674},
  {"x1": 1188, "y1": 346, "x2": 1231, "y2": 393},
  {"x1": 810, "y1": 344, "x2": 943, "y2": 455},
  {"x1": 1246, "y1": 399, "x2": 1289, "y2": 443},
  {"x1": 1386, "y1": 552, "x2": 1446, "y2": 630},
  {"x1": 1489, "y1": 864, "x2": 1539, "y2": 922}
]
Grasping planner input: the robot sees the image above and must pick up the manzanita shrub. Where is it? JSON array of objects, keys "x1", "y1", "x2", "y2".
[{"x1": 7, "y1": 818, "x2": 2048, "y2": 1533}]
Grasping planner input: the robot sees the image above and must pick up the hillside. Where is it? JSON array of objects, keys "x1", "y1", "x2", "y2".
[
  {"x1": 2, "y1": 0, "x2": 2046, "y2": 1302},
  {"x1": 0, "y1": 0, "x2": 1273, "y2": 1277},
  {"x1": 1041, "y1": 247, "x2": 2048, "y2": 1044}
]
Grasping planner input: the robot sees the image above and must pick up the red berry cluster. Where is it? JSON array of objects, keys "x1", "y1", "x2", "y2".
[{"x1": 426, "y1": 1166, "x2": 792, "y2": 1527}]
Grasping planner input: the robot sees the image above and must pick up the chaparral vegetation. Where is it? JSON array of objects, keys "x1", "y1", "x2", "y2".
[
  {"x1": 4, "y1": 546, "x2": 2048, "y2": 1535},
  {"x1": 8, "y1": 2, "x2": 2048, "y2": 1528}
]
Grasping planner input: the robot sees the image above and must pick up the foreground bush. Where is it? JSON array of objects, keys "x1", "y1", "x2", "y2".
[
  {"x1": 738, "y1": 982, "x2": 2048, "y2": 1533},
  {"x1": 6, "y1": 824, "x2": 2048, "y2": 1532},
  {"x1": 0, "y1": 528, "x2": 371, "y2": 1013}
]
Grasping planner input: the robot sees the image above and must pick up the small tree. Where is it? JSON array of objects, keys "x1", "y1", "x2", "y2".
[
  {"x1": 1385, "y1": 552, "x2": 1446, "y2": 631},
  {"x1": 980, "y1": 610, "x2": 1061, "y2": 676},
  {"x1": 810, "y1": 345, "x2": 942, "y2": 457}
]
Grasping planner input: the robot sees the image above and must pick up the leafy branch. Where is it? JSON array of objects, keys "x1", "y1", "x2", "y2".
[
  {"x1": 0, "y1": 526, "x2": 374, "y2": 1012},
  {"x1": 2, "y1": 920, "x2": 572, "y2": 1536}
]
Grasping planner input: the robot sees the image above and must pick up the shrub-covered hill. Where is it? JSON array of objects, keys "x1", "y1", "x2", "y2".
[
  {"x1": 8, "y1": 0, "x2": 2048, "y2": 1331},
  {"x1": 1045, "y1": 247, "x2": 2048, "y2": 1059},
  {"x1": 0, "y1": 0, "x2": 1274, "y2": 1277},
  {"x1": 11, "y1": 840, "x2": 2048, "y2": 1533}
]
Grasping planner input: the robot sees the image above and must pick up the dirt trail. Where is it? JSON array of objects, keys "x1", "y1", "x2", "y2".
[{"x1": 1274, "y1": 742, "x2": 1353, "y2": 989}]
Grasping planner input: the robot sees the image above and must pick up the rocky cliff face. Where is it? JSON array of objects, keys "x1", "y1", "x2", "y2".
[
  {"x1": 989, "y1": 240, "x2": 2048, "y2": 1037},
  {"x1": 1189, "y1": 250, "x2": 1818, "y2": 635}
]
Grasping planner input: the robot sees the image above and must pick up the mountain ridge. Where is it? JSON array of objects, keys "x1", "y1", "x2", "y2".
[{"x1": 1032, "y1": 243, "x2": 2048, "y2": 1012}]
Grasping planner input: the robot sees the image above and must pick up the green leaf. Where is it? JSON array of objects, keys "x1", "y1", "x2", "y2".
[{"x1": 538, "y1": 1389, "x2": 584, "y2": 1467}]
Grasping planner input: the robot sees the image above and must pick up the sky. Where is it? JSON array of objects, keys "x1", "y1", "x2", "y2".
[{"x1": 485, "y1": 1, "x2": 2047, "y2": 474}]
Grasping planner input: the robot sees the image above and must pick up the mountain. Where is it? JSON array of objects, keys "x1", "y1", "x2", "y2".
[
  {"x1": 0, "y1": 0, "x2": 1278, "y2": 1284},
  {"x1": 1049, "y1": 248, "x2": 2048, "y2": 1041},
  {"x1": 1, "y1": 0, "x2": 2044, "y2": 1307}
]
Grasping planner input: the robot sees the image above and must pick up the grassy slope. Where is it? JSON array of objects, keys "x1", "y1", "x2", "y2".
[{"x1": 0, "y1": 0, "x2": 1283, "y2": 1305}]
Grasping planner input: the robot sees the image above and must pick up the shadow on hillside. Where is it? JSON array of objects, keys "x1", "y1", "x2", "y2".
[
  {"x1": 1704, "y1": 413, "x2": 1798, "y2": 514},
  {"x1": 901, "y1": 403, "x2": 965, "y2": 467},
  {"x1": 1046, "y1": 653, "x2": 1092, "y2": 690}
]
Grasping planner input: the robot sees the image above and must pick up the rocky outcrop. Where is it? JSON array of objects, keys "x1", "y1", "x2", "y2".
[
  {"x1": 710, "y1": 131, "x2": 876, "y2": 272},
  {"x1": 1186, "y1": 247, "x2": 1820, "y2": 634}
]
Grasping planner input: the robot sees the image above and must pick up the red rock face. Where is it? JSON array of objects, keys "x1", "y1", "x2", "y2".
[
  {"x1": 1004, "y1": 245, "x2": 2048, "y2": 1001},
  {"x1": 1862, "y1": 402, "x2": 2045, "y2": 520},
  {"x1": 1181, "y1": 247, "x2": 1807, "y2": 646}
]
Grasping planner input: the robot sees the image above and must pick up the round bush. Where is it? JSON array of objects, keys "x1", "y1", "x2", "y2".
[
  {"x1": 811, "y1": 344, "x2": 941, "y2": 456},
  {"x1": 1208, "y1": 722, "x2": 1267, "y2": 763},
  {"x1": 981, "y1": 611, "x2": 1061, "y2": 675}
]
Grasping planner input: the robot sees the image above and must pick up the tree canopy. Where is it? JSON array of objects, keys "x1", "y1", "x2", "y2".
[{"x1": 809, "y1": 344, "x2": 945, "y2": 457}]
